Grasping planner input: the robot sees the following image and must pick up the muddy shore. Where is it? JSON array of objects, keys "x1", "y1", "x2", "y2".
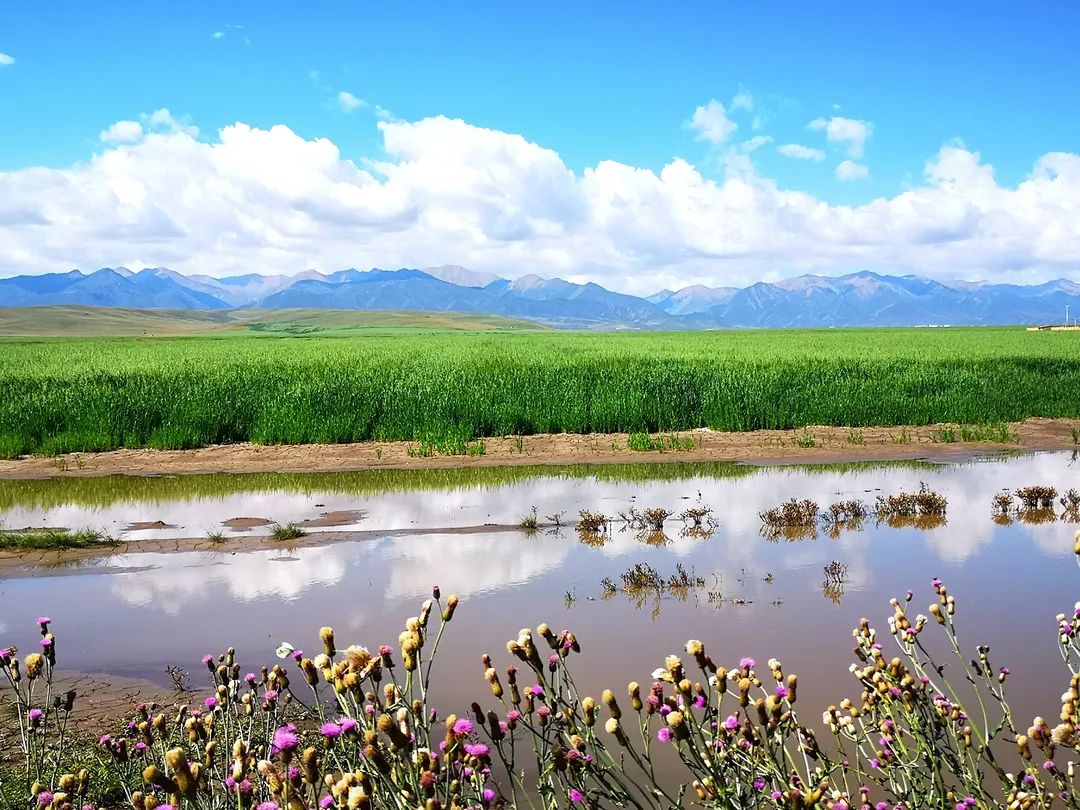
[{"x1": 1, "y1": 418, "x2": 1075, "y2": 480}]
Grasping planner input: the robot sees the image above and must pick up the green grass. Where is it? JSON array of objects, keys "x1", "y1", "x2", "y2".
[
  {"x1": 931, "y1": 422, "x2": 1018, "y2": 443},
  {"x1": 0, "y1": 527, "x2": 117, "y2": 551},
  {"x1": 627, "y1": 432, "x2": 694, "y2": 452},
  {"x1": 2, "y1": 327, "x2": 1079, "y2": 457},
  {"x1": 269, "y1": 523, "x2": 306, "y2": 541}
]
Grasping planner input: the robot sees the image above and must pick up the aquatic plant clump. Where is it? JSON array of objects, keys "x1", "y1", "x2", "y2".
[
  {"x1": 4, "y1": 328, "x2": 1080, "y2": 457},
  {"x1": 10, "y1": 570, "x2": 1080, "y2": 809}
]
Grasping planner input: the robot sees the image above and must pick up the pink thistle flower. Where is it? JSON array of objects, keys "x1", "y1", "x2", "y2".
[
  {"x1": 775, "y1": 685, "x2": 788, "y2": 699},
  {"x1": 291, "y1": 650, "x2": 304, "y2": 662},
  {"x1": 537, "y1": 706, "x2": 551, "y2": 718},
  {"x1": 244, "y1": 673, "x2": 257, "y2": 685},
  {"x1": 657, "y1": 727, "x2": 672, "y2": 742},
  {"x1": 37, "y1": 792, "x2": 53, "y2": 807},
  {"x1": 39, "y1": 638, "x2": 53, "y2": 648},
  {"x1": 739, "y1": 657, "x2": 755, "y2": 670},
  {"x1": 28, "y1": 708, "x2": 43, "y2": 722},
  {"x1": 270, "y1": 725, "x2": 300, "y2": 756},
  {"x1": 338, "y1": 716, "x2": 358, "y2": 734},
  {"x1": 693, "y1": 694, "x2": 706, "y2": 708},
  {"x1": 465, "y1": 743, "x2": 490, "y2": 757},
  {"x1": 36, "y1": 617, "x2": 51, "y2": 628},
  {"x1": 569, "y1": 789, "x2": 585, "y2": 804},
  {"x1": 205, "y1": 697, "x2": 217, "y2": 710},
  {"x1": 723, "y1": 714, "x2": 740, "y2": 730},
  {"x1": 530, "y1": 685, "x2": 544, "y2": 697},
  {"x1": 506, "y1": 710, "x2": 521, "y2": 723},
  {"x1": 482, "y1": 788, "x2": 496, "y2": 803},
  {"x1": 320, "y1": 722, "x2": 342, "y2": 739},
  {"x1": 453, "y1": 718, "x2": 473, "y2": 735},
  {"x1": 753, "y1": 779, "x2": 765, "y2": 790},
  {"x1": 320, "y1": 797, "x2": 335, "y2": 809},
  {"x1": 257, "y1": 803, "x2": 279, "y2": 810}
]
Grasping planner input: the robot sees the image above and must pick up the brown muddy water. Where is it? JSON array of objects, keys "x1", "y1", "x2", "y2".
[{"x1": 1, "y1": 453, "x2": 1079, "y2": 740}]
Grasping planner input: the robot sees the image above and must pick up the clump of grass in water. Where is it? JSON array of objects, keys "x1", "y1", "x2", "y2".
[
  {"x1": 206, "y1": 530, "x2": 227, "y2": 544},
  {"x1": 519, "y1": 507, "x2": 539, "y2": 532},
  {"x1": 269, "y1": 523, "x2": 305, "y2": 541},
  {"x1": 0, "y1": 527, "x2": 116, "y2": 551},
  {"x1": 759, "y1": 498, "x2": 819, "y2": 528}
]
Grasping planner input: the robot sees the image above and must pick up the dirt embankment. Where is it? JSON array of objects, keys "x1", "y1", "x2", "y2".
[{"x1": 0, "y1": 418, "x2": 1076, "y2": 480}]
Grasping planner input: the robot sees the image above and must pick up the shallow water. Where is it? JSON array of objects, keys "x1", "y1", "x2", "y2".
[{"x1": 2, "y1": 453, "x2": 1080, "y2": 746}]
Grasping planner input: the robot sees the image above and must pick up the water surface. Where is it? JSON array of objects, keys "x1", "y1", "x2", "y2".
[{"x1": 1, "y1": 453, "x2": 1079, "y2": 741}]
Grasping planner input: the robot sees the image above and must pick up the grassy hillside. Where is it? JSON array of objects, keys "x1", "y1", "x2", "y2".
[
  {"x1": 0, "y1": 306, "x2": 543, "y2": 336},
  {"x1": 1, "y1": 326, "x2": 1078, "y2": 456}
]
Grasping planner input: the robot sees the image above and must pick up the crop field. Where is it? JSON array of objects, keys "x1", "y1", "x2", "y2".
[{"x1": 2, "y1": 327, "x2": 1079, "y2": 456}]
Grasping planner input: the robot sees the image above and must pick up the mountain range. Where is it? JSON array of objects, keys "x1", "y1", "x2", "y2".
[{"x1": 2, "y1": 265, "x2": 1079, "y2": 329}]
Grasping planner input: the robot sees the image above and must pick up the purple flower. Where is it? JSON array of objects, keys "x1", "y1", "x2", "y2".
[
  {"x1": 257, "y1": 803, "x2": 279, "y2": 810},
  {"x1": 452, "y1": 718, "x2": 473, "y2": 735},
  {"x1": 338, "y1": 716, "x2": 358, "y2": 734},
  {"x1": 932, "y1": 577, "x2": 942, "y2": 588},
  {"x1": 869, "y1": 758, "x2": 881, "y2": 769},
  {"x1": 135, "y1": 742, "x2": 147, "y2": 752},
  {"x1": 291, "y1": 650, "x2": 304, "y2": 662},
  {"x1": 36, "y1": 617, "x2": 51, "y2": 628},
  {"x1": 739, "y1": 657, "x2": 755, "y2": 670},
  {"x1": 569, "y1": 789, "x2": 585, "y2": 803},
  {"x1": 320, "y1": 797, "x2": 335, "y2": 809},
  {"x1": 244, "y1": 672, "x2": 257, "y2": 684},
  {"x1": 723, "y1": 714, "x2": 740, "y2": 730},
  {"x1": 465, "y1": 742, "x2": 490, "y2": 757},
  {"x1": 37, "y1": 792, "x2": 54, "y2": 807},
  {"x1": 482, "y1": 789, "x2": 496, "y2": 803},
  {"x1": 693, "y1": 694, "x2": 706, "y2": 708},
  {"x1": 657, "y1": 727, "x2": 672, "y2": 742},
  {"x1": 270, "y1": 725, "x2": 300, "y2": 756},
  {"x1": 537, "y1": 706, "x2": 551, "y2": 718},
  {"x1": 775, "y1": 685, "x2": 788, "y2": 699},
  {"x1": 1044, "y1": 760, "x2": 1057, "y2": 771},
  {"x1": 320, "y1": 722, "x2": 342, "y2": 739},
  {"x1": 773, "y1": 793, "x2": 784, "y2": 801},
  {"x1": 753, "y1": 779, "x2": 765, "y2": 790},
  {"x1": 506, "y1": 710, "x2": 521, "y2": 723},
  {"x1": 530, "y1": 684, "x2": 544, "y2": 697},
  {"x1": 28, "y1": 708, "x2": 43, "y2": 722},
  {"x1": 205, "y1": 697, "x2": 217, "y2": 710}
]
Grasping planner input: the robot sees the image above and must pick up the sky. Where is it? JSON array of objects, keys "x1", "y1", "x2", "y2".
[{"x1": 1, "y1": 2, "x2": 1079, "y2": 294}]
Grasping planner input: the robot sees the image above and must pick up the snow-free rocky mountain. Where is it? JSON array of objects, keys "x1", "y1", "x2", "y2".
[{"x1": 2, "y1": 266, "x2": 1079, "y2": 329}]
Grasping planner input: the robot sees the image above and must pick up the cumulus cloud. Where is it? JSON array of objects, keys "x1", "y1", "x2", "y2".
[
  {"x1": 0, "y1": 52, "x2": 13, "y2": 66},
  {"x1": 211, "y1": 31, "x2": 225, "y2": 40},
  {"x1": 809, "y1": 116, "x2": 872, "y2": 158},
  {"x1": 2, "y1": 113, "x2": 1080, "y2": 293},
  {"x1": 337, "y1": 91, "x2": 365, "y2": 112},
  {"x1": 835, "y1": 160, "x2": 869, "y2": 181},
  {"x1": 99, "y1": 120, "x2": 144, "y2": 143},
  {"x1": 730, "y1": 90, "x2": 754, "y2": 112},
  {"x1": 688, "y1": 100, "x2": 738, "y2": 145},
  {"x1": 777, "y1": 143, "x2": 825, "y2": 161}
]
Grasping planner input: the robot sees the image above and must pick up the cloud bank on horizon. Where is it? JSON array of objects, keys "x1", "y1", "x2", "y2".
[{"x1": 1, "y1": 106, "x2": 1079, "y2": 295}]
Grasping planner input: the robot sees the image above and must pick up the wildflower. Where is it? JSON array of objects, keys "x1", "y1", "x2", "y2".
[
  {"x1": 723, "y1": 714, "x2": 739, "y2": 730},
  {"x1": 753, "y1": 779, "x2": 765, "y2": 790},
  {"x1": 453, "y1": 718, "x2": 473, "y2": 735},
  {"x1": 432, "y1": 585, "x2": 441, "y2": 600},
  {"x1": 531, "y1": 684, "x2": 544, "y2": 697},
  {"x1": 320, "y1": 797, "x2": 335, "y2": 809},
  {"x1": 257, "y1": 803, "x2": 279, "y2": 810},
  {"x1": 483, "y1": 788, "x2": 496, "y2": 803},
  {"x1": 338, "y1": 716, "x2": 358, "y2": 734},
  {"x1": 244, "y1": 672, "x2": 257, "y2": 685},
  {"x1": 37, "y1": 792, "x2": 54, "y2": 807},
  {"x1": 28, "y1": 708, "x2": 43, "y2": 727},
  {"x1": 201, "y1": 654, "x2": 214, "y2": 668},
  {"x1": 569, "y1": 789, "x2": 585, "y2": 803},
  {"x1": 739, "y1": 657, "x2": 755, "y2": 670},
  {"x1": 36, "y1": 617, "x2": 51, "y2": 629},
  {"x1": 657, "y1": 727, "x2": 672, "y2": 742},
  {"x1": 320, "y1": 722, "x2": 342, "y2": 739},
  {"x1": 204, "y1": 697, "x2": 217, "y2": 710},
  {"x1": 270, "y1": 725, "x2": 300, "y2": 757},
  {"x1": 465, "y1": 743, "x2": 490, "y2": 757}
]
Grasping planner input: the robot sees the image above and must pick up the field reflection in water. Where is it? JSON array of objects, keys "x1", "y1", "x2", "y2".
[{"x1": 1, "y1": 451, "x2": 1079, "y2": 753}]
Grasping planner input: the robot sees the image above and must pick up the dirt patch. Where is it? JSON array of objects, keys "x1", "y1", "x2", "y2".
[
  {"x1": 123, "y1": 520, "x2": 176, "y2": 531},
  {"x1": 0, "y1": 418, "x2": 1076, "y2": 480},
  {"x1": 299, "y1": 509, "x2": 365, "y2": 528},
  {"x1": 222, "y1": 516, "x2": 274, "y2": 530}
]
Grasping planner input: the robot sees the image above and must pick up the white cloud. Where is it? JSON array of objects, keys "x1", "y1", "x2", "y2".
[
  {"x1": 211, "y1": 31, "x2": 225, "y2": 40},
  {"x1": 688, "y1": 100, "x2": 737, "y2": 145},
  {"x1": 2, "y1": 114, "x2": 1080, "y2": 293},
  {"x1": 777, "y1": 143, "x2": 825, "y2": 161},
  {"x1": 730, "y1": 90, "x2": 753, "y2": 112},
  {"x1": 835, "y1": 160, "x2": 869, "y2": 181},
  {"x1": 809, "y1": 116, "x2": 872, "y2": 158},
  {"x1": 337, "y1": 91, "x2": 365, "y2": 112},
  {"x1": 143, "y1": 108, "x2": 199, "y2": 137},
  {"x1": 99, "y1": 120, "x2": 144, "y2": 144},
  {"x1": 0, "y1": 52, "x2": 13, "y2": 66},
  {"x1": 740, "y1": 135, "x2": 772, "y2": 153}
]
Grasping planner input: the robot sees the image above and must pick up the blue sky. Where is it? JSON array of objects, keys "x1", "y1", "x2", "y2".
[{"x1": 1, "y1": 2, "x2": 1079, "y2": 291}]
